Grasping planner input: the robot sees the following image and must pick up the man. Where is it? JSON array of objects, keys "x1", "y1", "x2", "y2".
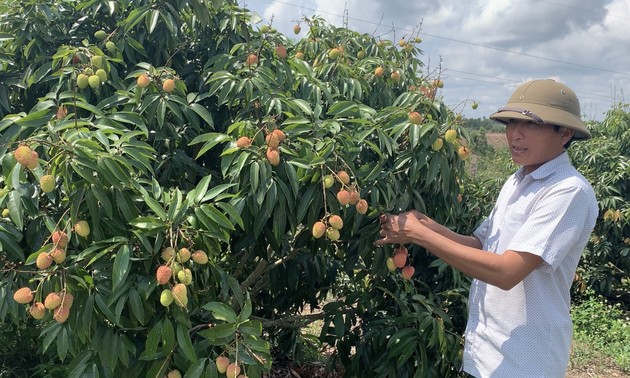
[{"x1": 376, "y1": 79, "x2": 598, "y2": 377}]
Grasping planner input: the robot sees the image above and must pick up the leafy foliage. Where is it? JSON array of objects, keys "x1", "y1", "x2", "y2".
[{"x1": 0, "y1": 0, "x2": 473, "y2": 376}]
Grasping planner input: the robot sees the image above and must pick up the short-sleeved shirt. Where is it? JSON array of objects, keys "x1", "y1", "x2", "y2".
[{"x1": 463, "y1": 152, "x2": 598, "y2": 378}]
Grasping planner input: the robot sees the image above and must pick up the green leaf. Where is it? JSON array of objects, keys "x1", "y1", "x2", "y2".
[
  {"x1": 142, "y1": 195, "x2": 168, "y2": 220},
  {"x1": 112, "y1": 245, "x2": 131, "y2": 290},
  {"x1": 128, "y1": 288, "x2": 145, "y2": 325},
  {"x1": 176, "y1": 324, "x2": 197, "y2": 363},
  {"x1": 202, "y1": 302, "x2": 238, "y2": 323},
  {"x1": 198, "y1": 323, "x2": 236, "y2": 341}
]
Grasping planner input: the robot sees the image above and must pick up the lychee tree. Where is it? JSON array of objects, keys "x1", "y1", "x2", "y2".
[{"x1": 0, "y1": 0, "x2": 473, "y2": 376}]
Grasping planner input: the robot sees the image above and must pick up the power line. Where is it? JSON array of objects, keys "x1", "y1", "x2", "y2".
[{"x1": 261, "y1": 0, "x2": 630, "y2": 77}]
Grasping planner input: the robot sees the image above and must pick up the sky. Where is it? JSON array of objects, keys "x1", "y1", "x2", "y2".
[{"x1": 241, "y1": 0, "x2": 630, "y2": 121}]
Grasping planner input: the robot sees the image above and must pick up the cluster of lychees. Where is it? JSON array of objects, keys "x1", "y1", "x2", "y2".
[
  {"x1": 215, "y1": 356, "x2": 247, "y2": 378},
  {"x1": 76, "y1": 54, "x2": 108, "y2": 90},
  {"x1": 386, "y1": 245, "x2": 415, "y2": 280},
  {"x1": 311, "y1": 170, "x2": 369, "y2": 241},
  {"x1": 35, "y1": 222, "x2": 90, "y2": 269},
  {"x1": 156, "y1": 247, "x2": 209, "y2": 308},
  {"x1": 135, "y1": 71, "x2": 177, "y2": 93},
  {"x1": 236, "y1": 128, "x2": 286, "y2": 166},
  {"x1": 13, "y1": 287, "x2": 75, "y2": 323}
]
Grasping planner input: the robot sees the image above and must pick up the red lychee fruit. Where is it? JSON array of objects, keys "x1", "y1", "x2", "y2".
[
  {"x1": 29, "y1": 302, "x2": 46, "y2": 319},
  {"x1": 51, "y1": 230, "x2": 69, "y2": 248},
  {"x1": 312, "y1": 221, "x2": 326, "y2": 238},
  {"x1": 191, "y1": 250, "x2": 208, "y2": 264},
  {"x1": 401, "y1": 265, "x2": 415, "y2": 280},
  {"x1": 336, "y1": 171, "x2": 350, "y2": 185},
  {"x1": 356, "y1": 199, "x2": 368, "y2": 214},
  {"x1": 216, "y1": 356, "x2": 230, "y2": 373},
  {"x1": 266, "y1": 148, "x2": 280, "y2": 166},
  {"x1": 337, "y1": 190, "x2": 351, "y2": 206},
  {"x1": 236, "y1": 136, "x2": 251, "y2": 148},
  {"x1": 162, "y1": 78, "x2": 176, "y2": 93},
  {"x1": 13, "y1": 287, "x2": 34, "y2": 304},
  {"x1": 53, "y1": 306, "x2": 70, "y2": 323},
  {"x1": 44, "y1": 292, "x2": 62, "y2": 309},
  {"x1": 156, "y1": 265, "x2": 173, "y2": 285},
  {"x1": 407, "y1": 111, "x2": 423, "y2": 125},
  {"x1": 328, "y1": 215, "x2": 343, "y2": 230},
  {"x1": 36, "y1": 252, "x2": 53, "y2": 270}
]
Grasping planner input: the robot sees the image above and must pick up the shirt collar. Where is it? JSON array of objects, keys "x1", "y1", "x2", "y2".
[{"x1": 515, "y1": 151, "x2": 570, "y2": 181}]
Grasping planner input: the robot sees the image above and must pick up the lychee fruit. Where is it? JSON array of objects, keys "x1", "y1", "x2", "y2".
[
  {"x1": 348, "y1": 190, "x2": 360, "y2": 206},
  {"x1": 323, "y1": 175, "x2": 335, "y2": 188},
  {"x1": 246, "y1": 53, "x2": 258, "y2": 66},
  {"x1": 386, "y1": 257, "x2": 396, "y2": 272},
  {"x1": 160, "y1": 289, "x2": 174, "y2": 307},
  {"x1": 293, "y1": 24, "x2": 301, "y2": 34},
  {"x1": 337, "y1": 190, "x2": 351, "y2": 206},
  {"x1": 177, "y1": 268, "x2": 193, "y2": 285},
  {"x1": 432, "y1": 138, "x2": 444, "y2": 151},
  {"x1": 407, "y1": 111, "x2": 423, "y2": 125},
  {"x1": 88, "y1": 74, "x2": 100, "y2": 89},
  {"x1": 94, "y1": 30, "x2": 107, "y2": 40},
  {"x1": 167, "y1": 370, "x2": 182, "y2": 378},
  {"x1": 355, "y1": 199, "x2": 368, "y2": 215},
  {"x1": 162, "y1": 78, "x2": 176, "y2": 93},
  {"x1": 137, "y1": 73, "x2": 151, "y2": 88},
  {"x1": 39, "y1": 175, "x2": 56, "y2": 193},
  {"x1": 393, "y1": 252, "x2": 407, "y2": 269},
  {"x1": 374, "y1": 66, "x2": 384, "y2": 77},
  {"x1": 271, "y1": 129, "x2": 286, "y2": 142},
  {"x1": 434, "y1": 79, "x2": 444, "y2": 88},
  {"x1": 161, "y1": 247, "x2": 176, "y2": 261},
  {"x1": 191, "y1": 250, "x2": 208, "y2": 264},
  {"x1": 14, "y1": 145, "x2": 33, "y2": 166},
  {"x1": 458, "y1": 146, "x2": 470, "y2": 161},
  {"x1": 236, "y1": 136, "x2": 251, "y2": 148},
  {"x1": 44, "y1": 292, "x2": 62, "y2": 309},
  {"x1": 53, "y1": 306, "x2": 70, "y2": 323},
  {"x1": 60, "y1": 292, "x2": 74, "y2": 308},
  {"x1": 266, "y1": 148, "x2": 280, "y2": 166},
  {"x1": 216, "y1": 356, "x2": 230, "y2": 373},
  {"x1": 52, "y1": 230, "x2": 69, "y2": 248},
  {"x1": 312, "y1": 221, "x2": 326, "y2": 239},
  {"x1": 91, "y1": 55, "x2": 103, "y2": 68},
  {"x1": 50, "y1": 247, "x2": 66, "y2": 264},
  {"x1": 13, "y1": 287, "x2": 33, "y2": 304},
  {"x1": 29, "y1": 302, "x2": 46, "y2": 319},
  {"x1": 336, "y1": 171, "x2": 350, "y2": 185},
  {"x1": 77, "y1": 73, "x2": 89, "y2": 89},
  {"x1": 265, "y1": 133, "x2": 280, "y2": 149},
  {"x1": 105, "y1": 41, "x2": 116, "y2": 53},
  {"x1": 295, "y1": 51, "x2": 304, "y2": 60},
  {"x1": 390, "y1": 71, "x2": 401, "y2": 83},
  {"x1": 36, "y1": 252, "x2": 53, "y2": 270},
  {"x1": 226, "y1": 363, "x2": 241, "y2": 378},
  {"x1": 326, "y1": 227, "x2": 340, "y2": 241},
  {"x1": 177, "y1": 247, "x2": 191, "y2": 263},
  {"x1": 74, "y1": 220, "x2": 90, "y2": 237},
  {"x1": 275, "y1": 45, "x2": 287, "y2": 60},
  {"x1": 26, "y1": 151, "x2": 39, "y2": 169},
  {"x1": 401, "y1": 265, "x2": 415, "y2": 280},
  {"x1": 444, "y1": 129, "x2": 457, "y2": 143},
  {"x1": 156, "y1": 265, "x2": 173, "y2": 285},
  {"x1": 328, "y1": 215, "x2": 343, "y2": 230},
  {"x1": 172, "y1": 283, "x2": 188, "y2": 307}
]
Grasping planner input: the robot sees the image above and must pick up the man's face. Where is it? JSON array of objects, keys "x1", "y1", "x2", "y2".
[{"x1": 505, "y1": 119, "x2": 574, "y2": 174}]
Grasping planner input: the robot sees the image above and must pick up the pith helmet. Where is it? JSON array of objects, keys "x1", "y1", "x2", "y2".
[{"x1": 489, "y1": 79, "x2": 591, "y2": 140}]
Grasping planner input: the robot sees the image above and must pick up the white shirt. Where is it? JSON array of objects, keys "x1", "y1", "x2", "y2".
[{"x1": 464, "y1": 152, "x2": 598, "y2": 378}]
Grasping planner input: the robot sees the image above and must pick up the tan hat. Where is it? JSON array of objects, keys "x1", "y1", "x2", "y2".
[{"x1": 489, "y1": 79, "x2": 591, "y2": 140}]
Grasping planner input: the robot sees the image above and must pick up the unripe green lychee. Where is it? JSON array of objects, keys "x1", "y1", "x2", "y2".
[
  {"x1": 105, "y1": 41, "x2": 116, "y2": 53},
  {"x1": 50, "y1": 247, "x2": 66, "y2": 264},
  {"x1": 29, "y1": 302, "x2": 46, "y2": 319},
  {"x1": 90, "y1": 55, "x2": 103, "y2": 68},
  {"x1": 94, "y1": 30, "x2": 107, "y2": 40},
  {"x1": 323, "y1": 175, "x2": 334, "y2": 188},
  {"x1": 13, "y1": 287, "x2": 34, "y2": 304},
  {"x1": 216, "y1": 356, "x2": 230, "y2": 373},
  {"x1": 312, "y1": 221, "x2": 326, "y2": 238},
  {"x1": 177, "y1": 268, "x2": 193, "y2": 285},
  {"x1": 77, "y1": 73, "x2": 89, "y2": 89},
  {"x1": 444, "y1": 129, "x2": 457, "y2": 143},
  {"x1": 177, "y1": 247, "x2": 191, "y2": 263},
  {"x1": 95, "y1": 68, "x2": 107, "y2": 82},
  {"x1": 36, "y1": 252, "x2": 53, "y2": 270},
  {"x1": 84, "y1": 67, "x2": 94, "y2": 75},
  {"x1": 160, "y1": 289, "x2": 174, "y2": 306},
  {"x1": 1, "y1": 208, "x2": 9, "y2": 218},
  {"x1": 162, "y1": 78, "x2": 176, "y2": 93},
  {"x1": 88, "y1": 75, "x2": 101, "y2": 89},
  {"x1": 53, "y1": 306, "x2": 70, "y2": 323},
  {"x1": 171, "y1": 262, "x2": 183, "y2": 276},
  {"x1": 326, "y1": 227, "x2": 340, "y2": 241},
  {"x1": 44, "y1": 292, "x2": 62, "y2": 309},
  {"x1": 432, "y1": 138, "x2": 444, "y2": 151},
  {"x1": 191, "y1": 250, "x2": 208, "y2": 264},
  {"x1": 39, "y1": 175, "x2": 56, "y2": 193},
  {"x1": 156, "y1": 265, "x2": 172, "y2": 285},
  {"x1": 356, "y1": 199, "x2": 368, "y2": 215},
  {"x1": 328, "y1": 215, "x2": 343, "y2": 230},
  {"x1": 161, "y1": 247, "x2": 175, "y2": 261},
  {"x1": 336, "y1": 171, "x2": 350, "y2": 185},
  {"x1": 328, "y1": 47, "x2": 341, "y2": 59},
  {"x1": 386, "y1": 257, "x2": 396, "y2": 272},
  {"x1": 52, "y1": 230, "x2": 69, "y2": 248},
  {"x1": 172, "y1": 283, "x2": 188, "y2": 307},
  {"x1": 74, "y1": 220, "x2": 90, "y2": 237}
]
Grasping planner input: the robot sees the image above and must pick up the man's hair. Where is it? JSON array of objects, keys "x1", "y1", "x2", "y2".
[{"x1": 553, "y1": 125, "x2": 574, "y2": 149}]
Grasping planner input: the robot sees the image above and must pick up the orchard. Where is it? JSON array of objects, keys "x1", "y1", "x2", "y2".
[{"x1": 2, "y1": 0, "x2": 626, "y2": 377}]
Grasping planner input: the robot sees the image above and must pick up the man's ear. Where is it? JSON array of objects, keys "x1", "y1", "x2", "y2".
[{"x1": 560, "y1": 127, "x2": 575, "y2": 143}]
